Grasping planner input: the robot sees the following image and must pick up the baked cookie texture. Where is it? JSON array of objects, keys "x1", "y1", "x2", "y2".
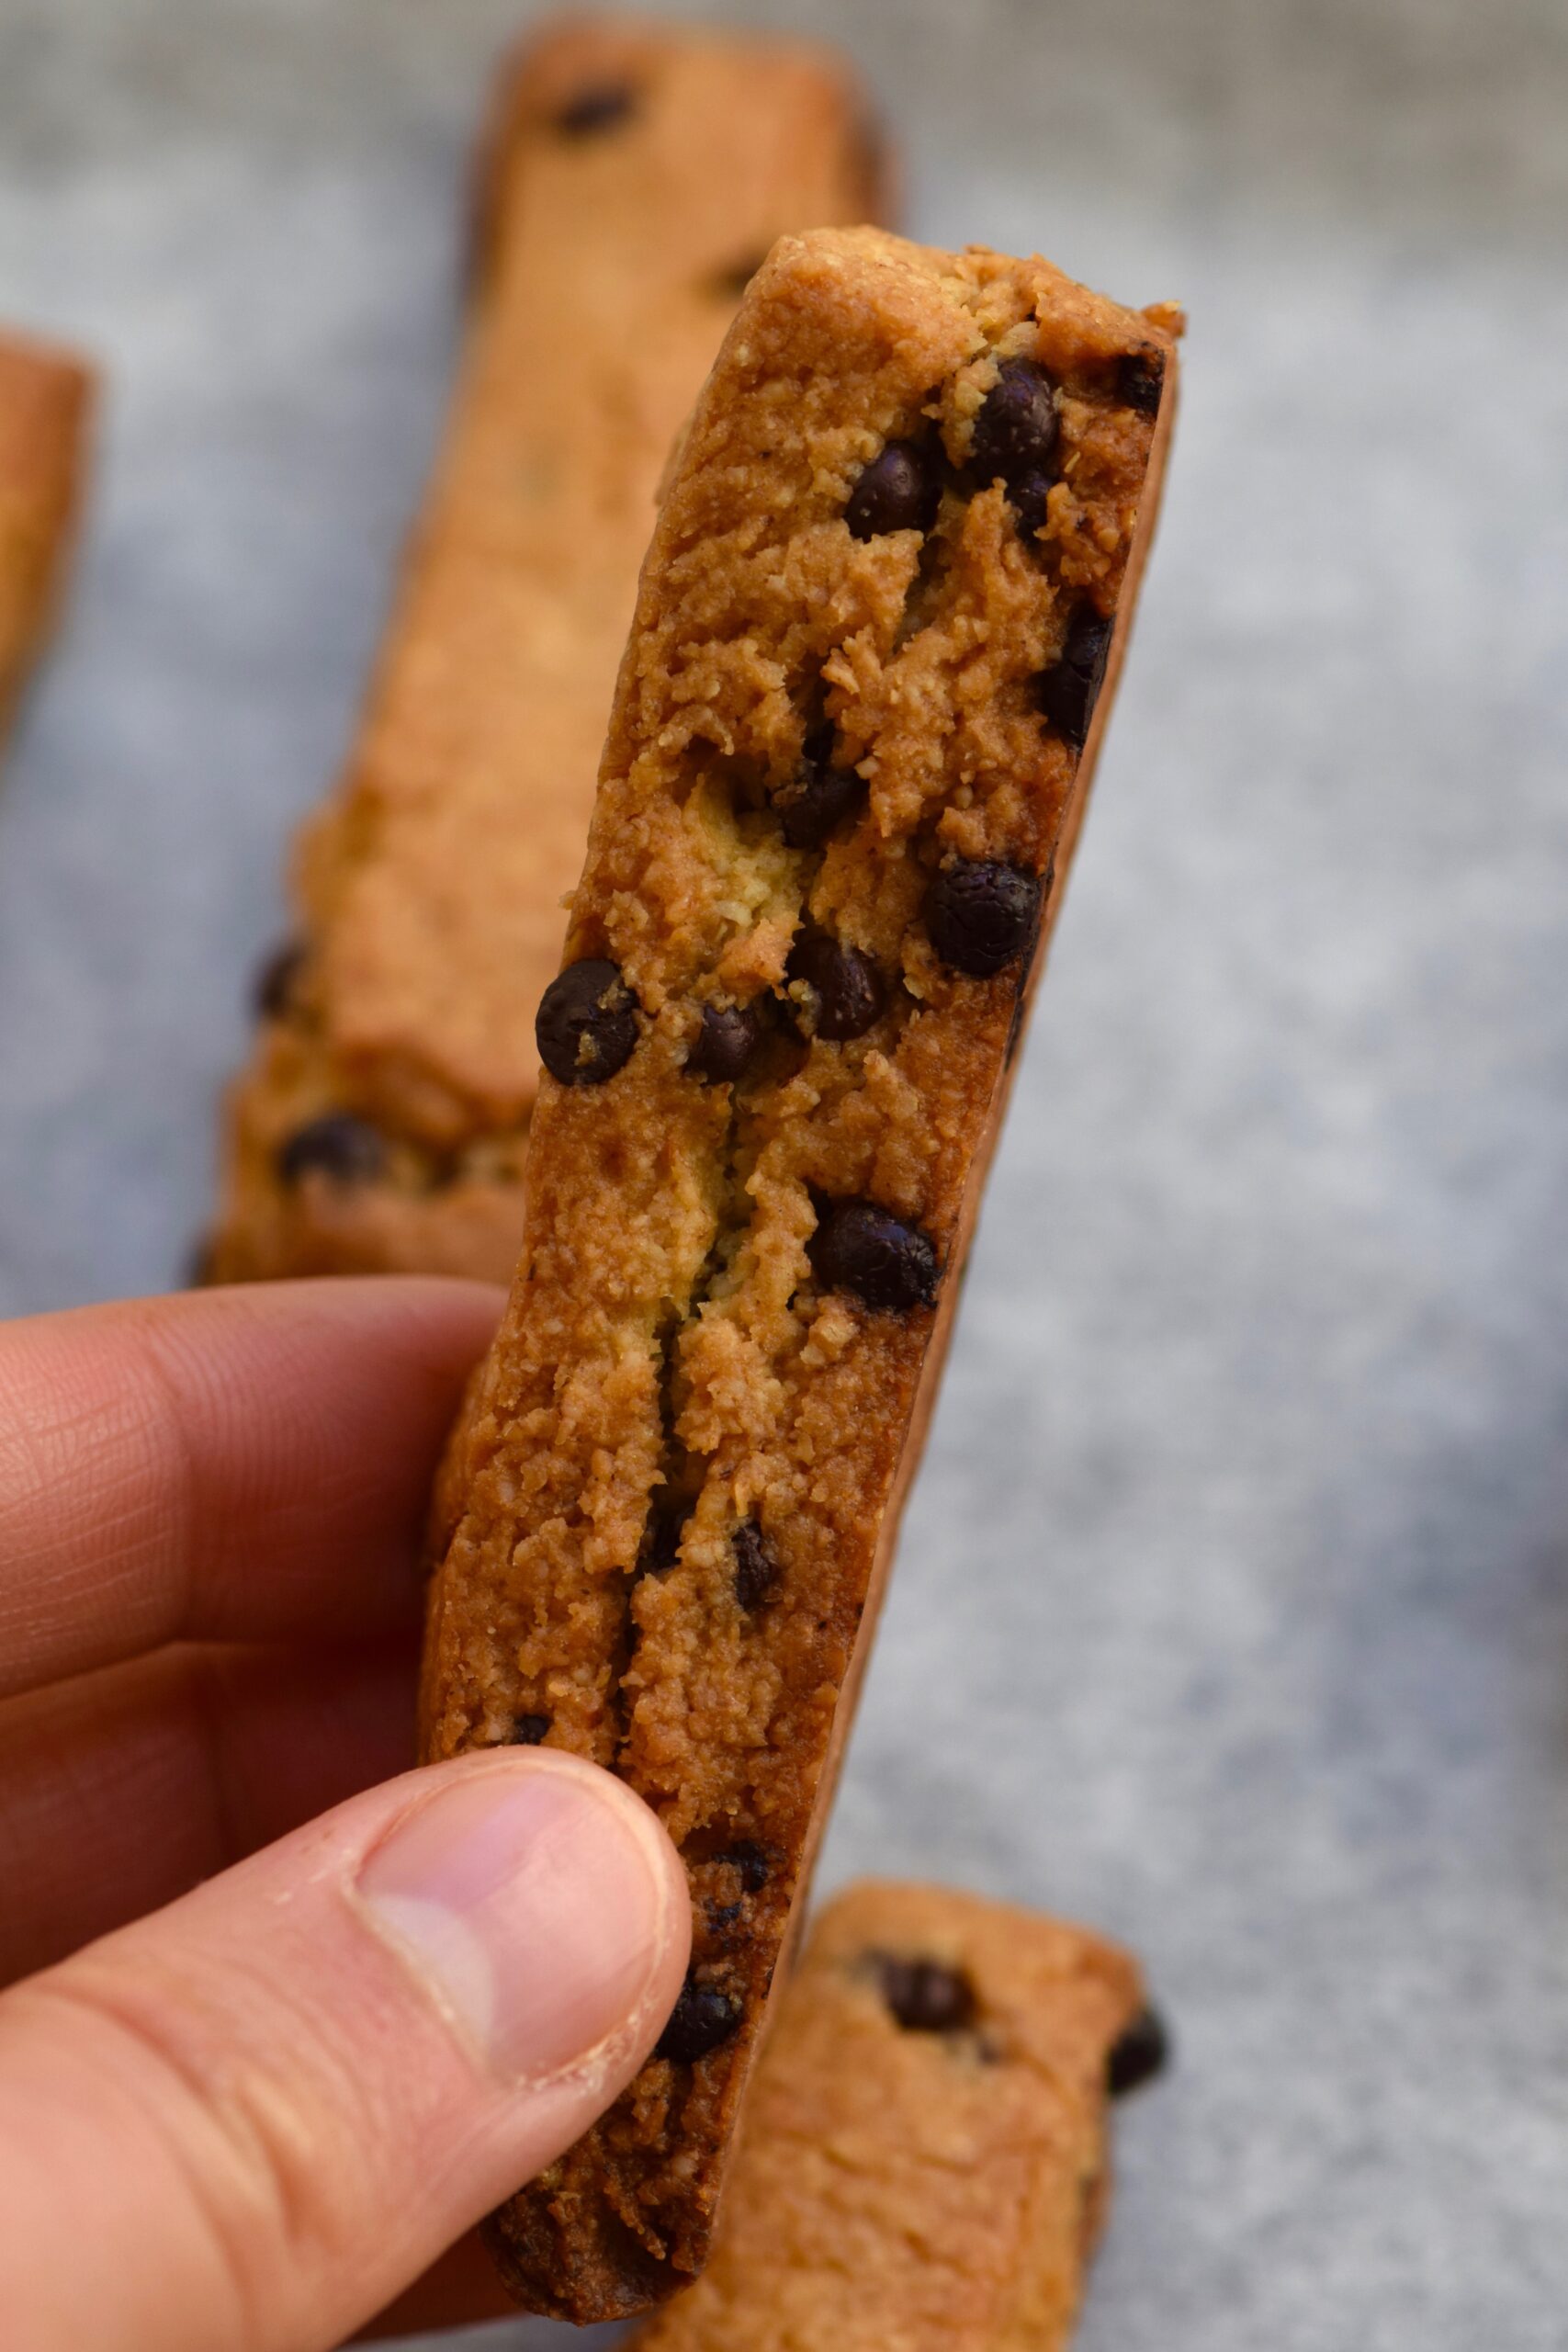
[
  {"x1": 630, "y1": 1882, "x2": 1161, "y2": 2352},
  {"x1": 0, "y1": 331, "x2": 95, "y2": 749},
  {"x1": 204, "y1": 14, "x2": 888, "y2": 1285},
  {"x1": 419, "y1": 225, "x2": 1179, "y2": 2320}
]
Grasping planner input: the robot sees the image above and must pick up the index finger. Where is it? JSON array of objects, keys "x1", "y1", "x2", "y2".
[{"x1": 0, "y1": 1278, "x2": 502, "y2": 1702}]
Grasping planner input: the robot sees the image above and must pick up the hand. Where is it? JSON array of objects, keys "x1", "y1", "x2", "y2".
[{"x1": 0, "y1": 1279, "x2": 691, "y2": 2351}]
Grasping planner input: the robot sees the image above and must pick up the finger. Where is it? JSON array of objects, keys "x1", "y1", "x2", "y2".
[
  {"x1": 0, "y1": 1277, "x2": 501, "y2": 1701},
  {"x1": 0, "y1": 1636, "x2": 417, "y2": 1984},
  {"x1": 0, "y1": 1750, "x2": 691, "y2": 2352}
]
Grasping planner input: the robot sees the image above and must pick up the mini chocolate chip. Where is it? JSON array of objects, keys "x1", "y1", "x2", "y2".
[
  {"x1": 553, "y1": 82, "x2": 637, "y2": 137},
  {"x1": 733, "y1": 1517, "x2": 781, "y2": 1611},
  {"x1": 275, "y1": 1112, "x2": 387, "y2": 1188},
  {"x1": 718, "y1": 1840, "x2": 770, "y2": 1894},
  {"x1": 707, "y1": 1899, "x2": 743, "y2": 1930},
  {"x1": 874, "y1": 1953, "x2": 977, "y2": 2033},
  {"x1": 785, "y1": 928, "x2": 885, "y2": 1041},
  {"x1": 1037, "y1": 607, "x2": 1113, "y2": 750},
  {"x1": 845, "y1": 436, "x2": 943, "y2": 539},
  {"x1": 254, "y1": 940, "x2": 305, "y2": 1019},
  {"x1": 689, "y1": 1001, "x2": 764, "y2": 1084},
  {"x1": 1010, "y1": 468, "x2": 1055, "y2": 543},
  {"x1": 637, "y1": 1502, "x2": 687, "y2": 1580},
  {"x1": 536, "y1": 957, "x2": 638, "y2": 1086},
  {"x1": 810, "y1": 1201, "x2": 939, "y2": 1313},
  {"x1": 774, "y1": 729, "x2": 865, "y2": 851},
  {"x1": 656, "y1": 1973, "x2": 743, "y2": 2064},
  {"x1": 1108, "y1": 2004, "x2": 1170, "y2": 2095},
  {"x1": 1117, "y1": 349, "x2": 1165, "y2": 416},
  {"x1": 926, "y1": 859, "x2": 1043, "y2": 978},
  {"x1": 509, "y1": 1713, "x2": 551, "y2": 1747},
  {"x1": 971, "y1": 357, "x2": 1059, "y2": 493}
]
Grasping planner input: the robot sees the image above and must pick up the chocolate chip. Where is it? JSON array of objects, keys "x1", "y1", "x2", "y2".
[
  {"x1": 785, "y1": 928, "x2": 885, "y2": 1041},
  {"x1": 637, "y1": 1501, "x2": 687, "y2": 1581},
  {"x1": 971, "y1": 357, "x2": 1059, "y2": 495},
  {"x1": 689, "y1": 1001, "x2": 764, "y2": 1085},
  {"x1": 536, "y1": 957, "x2": 638, "y2": 1086},
  {"x1": 733, "y1": 1517, "x2": 781, "y2": 1611},
  {"x1": 1117, "y1": 349, "x2": 1165, "y2": 416},
  {"x1": 874, "y1": 1953, "x2": 977, "y2": 2033},
  {"x1": 1107, "y1": 2004, "x2": 1169, "y2": 2095},
  {"x1": 845, "y1": 436, "x2": 943, "y2": 539},
  {"x1": 656, "y1": 1973, "x2": 743, "y2": 2064},
  {"x1": 1037, "y1": 607, "x2": 1113, "y2": 750},
  {"x1": 926, "y1": 859, "x2": 1043, "y2": 978},
  {"x1": 254, "y1": 940, "x2": 305, "y2": 1019},
  {"x1": 275, "y1": 1112, "x2": 387, "y2": 1188},
  {"x1": 553, "y1": 82, "x2": 637, "y2": 137},
  {"x1": 509, "y1": 1713, "x2": 551, "y2": 1747},
  {"x1": 718, "y1": 1841, "x2": 770, "y2": 1894},
  {"x1": 1010, "y1": 469, "x2": 1055, "y2": 543},
  {"x1": 810, "y1": 1201, "x2": 939, "y2": 1313},
  {"x1": 774, "y1": 729, "x2": 865, "y2": 851}
]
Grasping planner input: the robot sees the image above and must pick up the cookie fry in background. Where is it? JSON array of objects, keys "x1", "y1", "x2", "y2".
[
  {"x1": 632, "y1": 1882, "x2": 1166, "y2": 2352},
  {"x1": 0, "y1": 331, "x2": 94, "y2": 755},
  {"x1": 207, "y1": 16, "x2": 889, "y2": 1284}
]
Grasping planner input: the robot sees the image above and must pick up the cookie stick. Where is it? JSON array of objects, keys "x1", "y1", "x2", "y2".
[
  {"x1": 420, "y1": 226, "x2": 1179, "y2": 2320},
  {"x1": 205, "y1": 15, "x2": 890, "y2": 1285},
  {"x1": 631, "y1": 1882, "x2": 1165, "y2": 2352},
  {"x1": 0, "y1": 331, "x2": 95, "y2": 752}
]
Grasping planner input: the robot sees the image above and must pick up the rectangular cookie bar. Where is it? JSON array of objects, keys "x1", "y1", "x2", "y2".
[
  {"x1": 419, "y1": 225, "x2": 1179, "y2": 2320},
  {"x1": 630, "y1": 1882, "x2": 1164, "y2": 2352},
  {"x1": 204, "y1": 14, "x2": 888, "y2": 1286},
  {"x1": 0, "y1": 330, "x2": 95, "y2": 750}
]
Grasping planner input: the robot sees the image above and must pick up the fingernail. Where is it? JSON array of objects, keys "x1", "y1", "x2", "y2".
[{"x1": 355, "y1": 1759, "x2": 670, "y2": 2081}]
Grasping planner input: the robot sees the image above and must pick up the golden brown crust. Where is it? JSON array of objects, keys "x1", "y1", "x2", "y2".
[
  {"x1": 0, "y1": 331, "x2": 95, "y2": 747},
  {"x1": 420, "y1": 228, "x2": 1179, "y2": 2320},
  {"x1": 629, "y1": 1883, "x2": 1144, "y2": 2352},
  {"x1": 205, "y1": 15, "x2": 889, "y2": 1284}
]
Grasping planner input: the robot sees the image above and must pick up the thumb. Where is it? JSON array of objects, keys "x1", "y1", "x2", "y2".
[{"x1": 0, "y1": 1748, "x2": 691, "y2": 2352}]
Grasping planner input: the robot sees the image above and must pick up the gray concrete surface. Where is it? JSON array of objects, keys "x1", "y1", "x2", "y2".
[{"x1": 1, "y1": 0, "x2": 1565, "y2": 2344}]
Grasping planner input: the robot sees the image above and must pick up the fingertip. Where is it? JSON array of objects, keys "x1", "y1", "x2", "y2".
[
  {"x1": 355, "y1": 1750, "x2": 690, "y2": 2088},
  {"x1": 0, "y1": 1752, "x2": 690, "y2": 2351}
]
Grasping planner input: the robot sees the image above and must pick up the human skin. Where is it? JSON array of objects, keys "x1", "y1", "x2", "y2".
[{"x1": 0, "y1": 1278, "x2": 692, "y2": 2350}]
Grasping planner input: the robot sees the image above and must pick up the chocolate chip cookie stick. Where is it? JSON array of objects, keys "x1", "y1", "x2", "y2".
[
  {"x1": 205, "y1": 16, "x2": 889, "y2": 1285},
  {"x1": 0, "y1": 331, "x2": 95, "y2": 753},
  {"x1": 421, "y1": 226, "x2": 1179, "y2": 2321},
  {"x1": 631, "y1": 1883, "x2": 1166, "y2": 2352}
]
